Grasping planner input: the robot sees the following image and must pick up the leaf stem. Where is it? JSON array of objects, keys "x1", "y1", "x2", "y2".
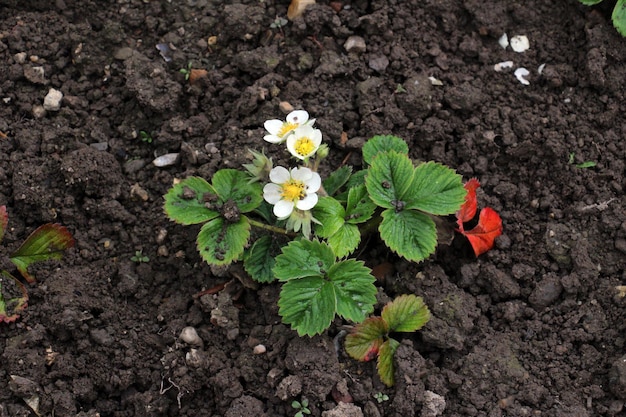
[{"x1": 248, "y1": 218, "x2": 291, "y2": 235}]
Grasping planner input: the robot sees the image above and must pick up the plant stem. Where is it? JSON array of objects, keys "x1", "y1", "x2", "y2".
[{"x1": 248, "y1": 218, "x2": 291, "y2": 235}]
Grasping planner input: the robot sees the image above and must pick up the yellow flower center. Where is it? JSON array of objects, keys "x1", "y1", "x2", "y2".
[
  {"x1": 281, "y1": 179, "x2": 306, "y2": 201},
  {"x1": 294, "y1": 137, "x2": 316, "y2": 157},
  {"x1": 278, "y1": 122, "x2": 298, "y2": 138}
]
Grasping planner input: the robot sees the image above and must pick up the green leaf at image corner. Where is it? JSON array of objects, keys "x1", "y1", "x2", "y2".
[
  {"x1": 243, "y1": 235, "x2": 276, "y2": 283},
  {"x1": 362, "y1": 135, "x2": 409, "y2": 166},
  {"x1": 377, "y1": 337, "x2": 401, "y2": 387},
  {"x1": 344, "y1": 316, "x2": 388, "y2": 361},
  {"x1": 327, "y1": 223, "x2": 360, "y2": 258},
  {"x1": 197, "y1": 216, "x2": 250, "y2": 265},
  {"x1": 312, "y1": 197, "x2": 345, "y2": 238},
  {"x1": 366, "y1": 151, "x2": 414, "y2": 210},
  {"x1": 164, "y1": 177, "x2": 220, "y2": 225},
  {"x1": 211, "y1": 169, "x2": 263, "y2": 213},
  {"x1": 404, "y1": 161, "x2": 466, "y2": 215},
  {"x1": 379, "y1": 209, "x2": 436, "y2": 263},
  {"x1": 613, "y1": 0, "x2": 626, "y2": 36},
  {"x1": 381, "y1": 294, "x2": 431, "y2": 333},
  {"x1": 278, "y1": 276, "x2": 336, "y2": 336},
  {"x1": 10, "y1": 223, "x2": 75, "y2": 284},
  {"x1": 273, "y1": 240, "x2": 336, "y2": 282},
  {"x1": 328, "y1": 259, "x2": 377, "y2": 323}
]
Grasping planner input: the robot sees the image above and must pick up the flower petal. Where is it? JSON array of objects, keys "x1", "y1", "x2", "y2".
[
  {"x1": 286, "y1": 110, "x2": 309, "y2": 125},
  {"x1": 264, "y1": 134, "x2": 284, "y2": 144},
  {"x1": 291, "y1": 166, "x2": 313, "y2": 182},
  {"x1": 310, "y1": 128, "x2": 323, "y2": 146},
  {"x1": 274, "y1": 200, "x2": 295, "y2": 219},
  {"x1": 305, "y1": 172, "x2": 322, "y2": 193},
  {"x1": 263, "y1": 183, "x2": 283, "y2": 204},
  {"x1": 269, "y1": 166, "x2": 290, "y2": 183},
  {"x1": 264, "y1": 119, "x2": 284, "y2": 135},
  {"x1": 296, "y1": 193, "x2": 318, "y2": 211}
]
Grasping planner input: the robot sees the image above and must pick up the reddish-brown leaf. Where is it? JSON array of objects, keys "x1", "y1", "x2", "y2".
[
  {"x1": 0, "y1": 205, "x2": 8, "y2": 244},
  {"x1": 456, "y1": 178, "x2": 480, "y2": 229},
  {"x1": 462, "y1": 207, "x2": 503, "y2": 256}
]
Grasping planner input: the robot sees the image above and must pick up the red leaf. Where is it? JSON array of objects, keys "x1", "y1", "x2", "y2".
[
  {"x1": 456, "y1": 178, "x2": 480, "y2": 229},
  {"x1": 462, "y1": 207, "x2": 503, "y2": 256},
  {"x1": 0, "y1": 271, "x2": 29, "y2": 323},
  {"x1": 0, "y1": 205, "x2": 8, "y2": 244}
]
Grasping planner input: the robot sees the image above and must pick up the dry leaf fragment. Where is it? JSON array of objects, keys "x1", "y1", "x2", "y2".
[{"x1": 288, "y1": 0, "x2": 315, "y2": 20}]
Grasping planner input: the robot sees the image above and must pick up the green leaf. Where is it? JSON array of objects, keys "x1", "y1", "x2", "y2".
[
  {"x1": 404, "y1": 161, "x2": 466, "y2": 215},
  {"x1": 312, "y1": 197, "x2": 345, "y2": 238},
  {"x1": 0, "y1": 205, "x2": 8, "y2": 244},
  {"x1": 377, "y1": 338, "x2": 400, "y2": 386},
  {"x1": 10, "y1": 224, "x2": 75, "y2": 283},
  {"x1": 345, "y1": 184, "x2": 377, "y2": 224},
  {"x1": 328, "y1": 260, "x2": 377, "y2": 323},
  {"x1": 362, "y1": 135, "x2": 409, "y2": 166},
  {"x1": 164, "y1": 177, "x2": 220, "y2": 225},
  {"x1": 577, "y1": 0, "x2": 602, "y2": 4},
  {"x1": 0, "y1": 270, "x2": 29, "y2": 323},
  {"x1": 613, "y1": 0, "x2": 626, "y2": 36},
  {"x1": 345, "y1": 169, "x2": 368, "y2": 189},
  {"x1": 273, "y1": 240, "x2": 335, "y2": 282},
  {"x1": 278, "y1": 276, "x2": 336, "y2": 336},
  {"x1": 344, "y1": 317, "x2": 388, "y2": 361},
  {"x1": 575, "y1": 161, "x2": 597, "y2": 169},
  {"x1": 243, "y1": 235, "x2": 276, "y2": 283},
  {"x1": 323, "y1": 166, "x2": 352, "y2": 196},
  {"x1": 379, "y1": 209, "x2": 436, "y2": 263},
  {"x1": 381, "y1": 294, "x2": 431, "y2": 333},
  {"x1": 327, "y1": 224, "x2": 361, "y2": 258},
  {"x1": 197, "y1": 216, "x2": 250, "y2": 265},
  {"x1": 211, "y1": 169, "x2": 263, "y2": 213},
  {"x1": 366, "y1": 151, "x2": 414, "y2": 210}
]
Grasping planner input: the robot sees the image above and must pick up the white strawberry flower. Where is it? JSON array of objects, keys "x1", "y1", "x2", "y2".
[
  {"x1": 263, "y1": 110, "x2": 312, "y2": 144},
  {"x1": 286, "y1": 125, "x2": 323, "y2": 160},
  {"x1": 263, "y1": 166, "x2": 321, "y2": 219}
]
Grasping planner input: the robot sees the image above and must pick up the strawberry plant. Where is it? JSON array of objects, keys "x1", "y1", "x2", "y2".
[
  {"x1": 0, "y1": 205, "x2": 75, "y2": 323},
  {"x1": 344, "y1": 294, "x2": 431, "y2": 386},
  {"x1": 164, "y1": 110, "x2": 501, "y2": 337},
  {"x1": 577, "y1": 0, "x2": 626, "y2": 36}
]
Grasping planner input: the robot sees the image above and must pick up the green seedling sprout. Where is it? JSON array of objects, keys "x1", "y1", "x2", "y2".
[
  {"x1": 0, "y1": 206, "x2": 74, "y2": 323},
  {"x1": 345, "y1": 294, "x2": 431, "y2": 386},
  {"x1": 131, "y1": 250, "x2": 149, "y2": 263},
  {"x1": 179, "y1": 62, "x2": 193, "y2": 80},
  {"x1": 163, "y1": 110, "x2": 477, "y2": 338},
  {"x1": 577, "y1": 0, "x2": 626, "y2": 36},
  {"x1": 568, "y1": 152, "x2": 597, "y2": 168},
  {"x1": 139, "y1": 130, "x2": 153, "y2": 144},
  {"x1": 291, "y1": 398, "x2": 311, "y2": 417},
  {"x1": 374, "y1": 392, "x2": 389, "y2": 403},
  {"x1": 270, "y1": 16, "x2": 288, "y2": 29}
]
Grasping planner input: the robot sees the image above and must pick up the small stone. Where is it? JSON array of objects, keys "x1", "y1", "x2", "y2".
[
  {"x1": 43, "y1": 88, "x2": 63, "y2": 111},
  {"x1": 321, "y1": 402, "x2": 363, "y2": 417},
  {"x1": 14, "y1": 52, "x2": 27, "y2": 64},
  {"x1": 514, "y1": 67, "x2": 530, "y2": 85},
  {"x1": 529, "y1": 275, "x2": 563, "y2": 309},
  {"x1": 156, "y1": 228, "x2": 168, "y2": 244},
  {"x1": 368, "y1": 54, "x2": 389, "y2": 72},
  {"x1": 510, "y1": 35, "x2": 529, "y2": 53},
  {"x1": 113, "y1": 47, "x2": 134, "y2": 60},
  {"x1": 179, "y1": 326, "x2": 203, "y2": 347},
  {"x1": 152, "y1": 153, "x2": 179, "y2": 167},
  {"x1": 609, "y1": 355, "x2": 626, "y2": 400},
  {"x1": 344, "y1": 36, "x2": 366, "y2": 53},
  {"x1": 252, "y1": 344, "x2": 267, "y2": 355},
  {"x1": 130, "y1": 183, "x2": 149, "y2": 201},
  {"x1": 279, "y1": 101, "x2": 294, "y2": 113},
  {"x1": 90, "y1": 142, "x2": 108, "y2": 151},
  {"x1": 24, "y1": 66, "x2": 46, "y2": 84},
  {"x1": 157, "y1": 245, "x2": 169, "y2": 257},
  {"x1": 32, "y1": 105, "x2": 46, "y2": 119},
  {"x1": 421, "y1": 391, "x2": 446, "y2": 417},
  {"x1": 124, "y1": 159, "x2": 147, "y2": 174}
]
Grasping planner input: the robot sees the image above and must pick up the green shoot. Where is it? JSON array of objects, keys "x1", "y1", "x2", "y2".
[{"x1": 131, "y1": 250, "x2": 150, "y2": 263}]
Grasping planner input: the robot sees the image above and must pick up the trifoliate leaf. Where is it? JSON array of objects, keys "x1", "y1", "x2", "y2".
[
  {"x1": 613, "y1": 0, "x2": 626, "y2": 37},
  {"x1": 404, "y1": 161, "x2": 466, "y2": 215},
  {"x1": 323, "y1": 166, "x2": 352, "y2": 196},
  {"x1": 327, "y1": 224, "x2": 360, "y2": 258},
  {"x1": 345, "y1": 184, "x2": 376, "y2": 224},
  {"x1": 312, "y1": 197, "x2": 345, "y2": 238},
  {"x1": 164, "y1": 177, "x2": 220, "y2": 225},
  {"x1": 377, "y1": 338, "x2": 400, "y2": 386},
  {"x1": 0, "y1": 271, "x2": 29, "y2": 323},
  {"x1": 0, "y1": 205, "x2": 8, "y2": 244},
  {"x1": 197, "y1": 216, "x2": 250, "y2": 265},
  {"x1": 379, "y1": 209, "x2": 436, "y2": 263},
  {"x1": 328, "y1": 259, "x2": 376, "y2": 323},
  {"x1": 243, "y1": 235, "x2": 277, "y2": 283},
  {"x1": 11, "y1": 223, "x2": 75, "y2": 284},
  {"x1": 278, "y1": 276, "x2": 336, "y2": 336},
  {"x1": 211, "y1": 169, "x2": 263, "y2": 213},
  {"x1": 344, "y1": 317, "x2": 388, "y2": 361},
  {"x1": 381, "y1": 294, "x2": 431, "y2": 333},
  {"x1": 362, "y1": 135, "x2": 409, "y2": 166},
  {"x1": 273, "y1": 240, "x2": 336, "y2": 282},
  {"x1": 366, "y1": 151, "x2": 414, "y2": 210}
]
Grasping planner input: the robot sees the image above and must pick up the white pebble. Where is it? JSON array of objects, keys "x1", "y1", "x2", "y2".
[
  {"x1": 344, "y1": 36, "x2": 366, "y2": 53},
  {"x1": 152, "y1": 153, "x2": 179, "y2": 167},
  {"x1": 510, "y1": 35, "x2": 529, "y2": 53},
  {"x1": 43, "y1": 88, "x2": 63, "y2": 111},
  {"x1": 498, "y1": 33, "x2": 509, "y2": 49},
  {"x1": 253, "y1": 344, "x2": 267, "y2": 355},
  {"x1": 494, "y1": 61, "x2": 514, "y2": 72},
  {"x1": 538, "y1": 63, "x2": 546, "y2": 75},
  {"x1": 514, "y1": 67, "x2": 530, "y2": 85},
  {"x1": 179, "y1": 326, "x2": 203, "y2": 346}
]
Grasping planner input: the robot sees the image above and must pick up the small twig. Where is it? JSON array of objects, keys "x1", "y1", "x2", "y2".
[{"x1": 579, "y1": 198, "x2": 616, "y2": 212}]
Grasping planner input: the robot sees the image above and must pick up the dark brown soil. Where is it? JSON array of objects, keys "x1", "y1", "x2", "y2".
[{"x1": 1, "y1": 0, "x2": 625, "y2": 416}]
